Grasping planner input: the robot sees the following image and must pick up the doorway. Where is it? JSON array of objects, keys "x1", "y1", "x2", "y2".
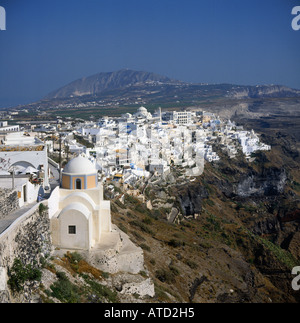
[
  {"x1": 23, "y1": 185, "x2": 27, "y2": 202},
  {"x1": 75, "y1": 178, "x2": 82, "y2": 190}
]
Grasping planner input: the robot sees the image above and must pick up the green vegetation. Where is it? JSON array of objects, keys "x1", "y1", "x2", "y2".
[
  {"x1": 168, "y1": 239, "x2": 185, "y2": 248},
  {"x1": 117, "y1": 222, "x2": 128, "y2": 233},
  {"x1": 38, "y1": 203, "x2": 48, "y2": 215},
  {"x1": 129, "y1": 220, "x2": 154, "y2": 235},
  {"x1": 42, "y1": 252, "x2": 117, "y2": 303},
  {"x1": 184, "y1": 259, "x2": 198, "y2": 270},
  {"x1": 155, "y1": 268, "x2": 176, "y2": 284},
  {"x1": 47, "y1": 271, "x2": 82, "y2": 303},
  {"x1": 292, "y1": 181, "x2": 300, "y2": 192},
  {"x1": 81, "y1": 274, "x2": 118, "y2": 303},
  {"x1": 8, "y1": 259, "x2": 42, "y2": 293},
  {"x1": 257, "y1": 236, "x2": 298, "y2": 269},
  {"x1": 139, "y1": 243, "x2": 151, "y2": 252}
]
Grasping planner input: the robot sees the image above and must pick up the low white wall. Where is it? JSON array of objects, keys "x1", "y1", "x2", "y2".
[{"x1": 47, "y1": 186, "x2": 60, "y2": 219}]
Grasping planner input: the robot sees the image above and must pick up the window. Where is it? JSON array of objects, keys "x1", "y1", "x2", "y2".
[
  {"x1": 75, "y1": 178, "x2": 82, "y2": 189},
  {"x1": 68, "y1": 226, "x2": 76, "y2": 234}
]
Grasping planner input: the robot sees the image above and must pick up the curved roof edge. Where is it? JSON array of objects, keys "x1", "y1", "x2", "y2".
[{"x1": 59, "y1": 202, "x2": 91, "y2": 220}]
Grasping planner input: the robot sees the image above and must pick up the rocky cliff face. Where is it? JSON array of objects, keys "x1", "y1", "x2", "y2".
[
  {"x1": 150, "y1": 141, "x2": 300, "y2": 303},
  {"x1": 175, "y1": 185, "x2": 208, "y2": 216},
  {"x1": 228, "y1": 85, "x2": 300, "y2": 99},
  {"x1": 175, "y1": 163, "x2": 288, "y2": 217},
  {"x1": 236, "y1": 168, "x2": 287, "y2": 198}
]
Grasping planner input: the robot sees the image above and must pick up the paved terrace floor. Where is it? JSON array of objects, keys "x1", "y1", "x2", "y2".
[{"x1": 0, "y1": 202, "x2": 37, "y2": 235}]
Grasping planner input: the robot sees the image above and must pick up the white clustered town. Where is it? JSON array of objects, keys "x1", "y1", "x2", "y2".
[{"x1": 0, "y1": 106, "x2": 271, "y2": 195}]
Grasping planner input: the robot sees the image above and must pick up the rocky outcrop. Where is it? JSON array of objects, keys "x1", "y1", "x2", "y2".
[
  {"x1": 252, "y1": 216, "x2": 281, "y2": 236},
  {"x1": 175, "y1": 184, "x2": 208, "y2": 216},
  {"x1": 236, "y1": 168, "x2": 287, "y2": 198},
  {"x1": 112, "y1": 273, "x2": 155, "y2": 298},
  {"x1": 280, "y1": 230, "x2": 300, "y2": 260},
  {"x1": 175, "y1": 164, "x2": 288, "y2": 218},
  {"x1": 81, "y1": 225, "x2": 145, "y2": 275}
]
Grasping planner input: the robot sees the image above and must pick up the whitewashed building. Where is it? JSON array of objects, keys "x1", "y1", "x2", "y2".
[
  {"x1": 50, "y1": 156, "x2": 111, "y2": 250},
  {"x1": 0, "y1": 132, "x2": 50, "y2": 189}
]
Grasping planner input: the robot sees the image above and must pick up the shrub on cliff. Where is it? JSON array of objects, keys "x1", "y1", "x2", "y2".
[
  {"x1": 38, "y1": 203, "x2": 48, "y2": 215},
  {"x1": 8, "y1": 258, "x2": 42, "y2": 293}
]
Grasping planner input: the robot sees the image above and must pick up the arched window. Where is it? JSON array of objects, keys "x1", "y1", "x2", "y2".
[{"x1": 75, "y1": 178, "x2": 82, "y2": 189}]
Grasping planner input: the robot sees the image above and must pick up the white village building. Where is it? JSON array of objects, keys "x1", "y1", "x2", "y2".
[
  {"x1": 0, "y1": 131, "x2": 50, "y2": 189},
  {"x1": 48, "y1": 155, "x2": 145, "y2": 274},
  {"x1": 133, "y1": 106, "x2": 152, "y2": 120},
  {"x1": 50, "y1": 156, "x2": 110, "y2": 250}
]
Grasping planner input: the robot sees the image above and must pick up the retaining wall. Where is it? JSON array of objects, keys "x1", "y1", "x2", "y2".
[{"x1": 0, "y1": 201, "x2": 52, "y2": 302}]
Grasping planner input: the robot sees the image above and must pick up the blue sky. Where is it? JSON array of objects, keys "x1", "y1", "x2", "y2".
[{"x1": 0, "y1": 0, "x2": 299, "y2": 108}]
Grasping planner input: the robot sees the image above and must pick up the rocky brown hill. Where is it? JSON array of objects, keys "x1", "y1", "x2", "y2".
[{"x1": 108, "y1": 128, "x2": 300, "y2": 303}]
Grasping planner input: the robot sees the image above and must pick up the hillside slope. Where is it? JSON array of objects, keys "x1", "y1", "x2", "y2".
[
  {"x1": 5, "y1": 121, "x2": 299, "y2": 303},
  {"x1": 108, "y1": 131, "x2": 300, "y2": 303}
]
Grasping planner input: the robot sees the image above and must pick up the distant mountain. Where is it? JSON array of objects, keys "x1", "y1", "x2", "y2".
[
  {"x1": 44, "y1": 69, "x2": 300, "y2": 104},
  {"x1": 45, "y1": 69, "x2": 182, "y2": 99}
]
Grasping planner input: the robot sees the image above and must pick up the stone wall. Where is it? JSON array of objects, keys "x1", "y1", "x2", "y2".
[
  {"x1": 0, "y1": 203, "x2": 52, "y2": 302},
  {"x1": 0, "y1": 205, "x2": 52, "y2": 268},
  {"x1": 0, "y1": 188, "x2": 19, "y2": 220}
]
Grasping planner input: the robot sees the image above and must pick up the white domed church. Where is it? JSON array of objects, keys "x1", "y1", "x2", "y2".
[
  {"x1": 51, "y1": 156, "x2": 111, "y2": 250},
  {"x1": 49, "y1": 155, "x2": 146, "y2": 275}
]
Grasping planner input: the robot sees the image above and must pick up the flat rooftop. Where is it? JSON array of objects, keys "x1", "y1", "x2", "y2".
[{"x1": 0, "y1": 176, "x2": 29, "y2": 189}]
